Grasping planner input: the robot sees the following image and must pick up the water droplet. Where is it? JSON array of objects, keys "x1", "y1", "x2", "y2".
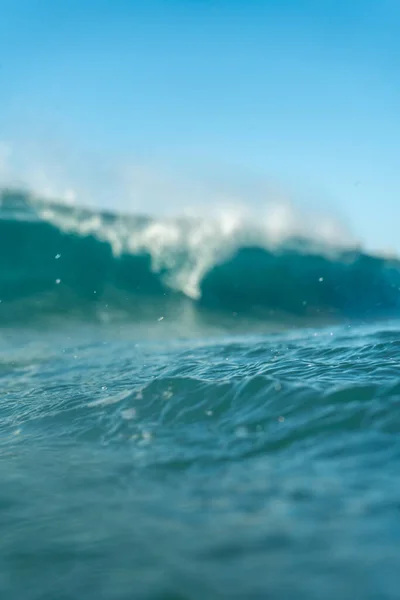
[
  {"x1": 55, "y1": 254, "x2": 61, "y2": 259},
  {"x1": 319, "y1": 277, "x2": 324, "y2": 282},
  {"x1": 235, "y1": 426, "x2": 248, "y2": 438},
  {"x1": 121, "y1": 408, "x2": 136, "y2": 420},
  {"x1": 205, "y1": 410, "x2": 213, "y2": 416},
  {"x1": 157, "y1": 316, "x2": 164, "y2": 321},
  {"x1": 55, "y1": 279, "x2": 61, "y2": 284}
]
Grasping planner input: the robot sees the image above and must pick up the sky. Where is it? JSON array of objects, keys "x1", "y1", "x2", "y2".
[{"x1": 0, "y1": 0, "x2": 399, "y2": 252}]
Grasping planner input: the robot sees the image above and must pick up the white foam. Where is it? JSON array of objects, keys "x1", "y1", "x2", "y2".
[{"x1": 36, "y1": 196, "x2": 356, "y2": 300}]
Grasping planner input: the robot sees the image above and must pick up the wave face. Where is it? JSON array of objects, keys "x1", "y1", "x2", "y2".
[{"x1": 1, "y1": 188, "x2": 400, "y2": 325}]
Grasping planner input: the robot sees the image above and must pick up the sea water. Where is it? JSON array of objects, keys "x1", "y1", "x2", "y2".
[{"x1": 1, "y1": 190, "x2": 400, "y2": 599}]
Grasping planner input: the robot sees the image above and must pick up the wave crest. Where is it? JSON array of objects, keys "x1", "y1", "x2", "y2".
[{"x1": 1, "y1": 189, "x2": 399, "y2": 324}]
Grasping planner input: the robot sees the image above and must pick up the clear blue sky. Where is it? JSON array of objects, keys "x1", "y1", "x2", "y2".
[{"x1": 1, "y1": 0, "x2": 399, "y2": 251}]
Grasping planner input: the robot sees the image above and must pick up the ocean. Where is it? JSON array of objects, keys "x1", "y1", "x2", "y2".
[{"x1": 1, "y1": 188, "x2": 400, "y2": 599}]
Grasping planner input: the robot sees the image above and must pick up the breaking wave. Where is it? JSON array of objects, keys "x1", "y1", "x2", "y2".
[{"x1": 1, "y1": 188, "x2": 400, "y2": 325}]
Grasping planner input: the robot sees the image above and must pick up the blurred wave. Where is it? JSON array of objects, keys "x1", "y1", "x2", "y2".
[{"x1": 1, "y1": 188, "x2": 400, "y2": 325}]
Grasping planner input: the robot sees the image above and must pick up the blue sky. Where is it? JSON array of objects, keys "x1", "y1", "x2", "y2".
[{"x1": 1, "y1": 0, "x2": 399, "y2": 251}]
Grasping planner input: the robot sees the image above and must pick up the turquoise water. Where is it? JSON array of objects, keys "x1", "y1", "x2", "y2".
[{"x1": 1, "y1": 190, "x2": 400, "y2": 599}]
